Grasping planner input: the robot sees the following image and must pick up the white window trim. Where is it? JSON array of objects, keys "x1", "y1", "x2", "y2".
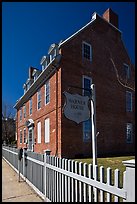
[
  {"x1": 45, "y1": 118, "x2": 50, "y2": 143},
  {"x1": 37, "y1": 121, "x2": 41, "y2": 144},
  {"x1": 45, "y1": 81, "x2": 50, "y2": 105},
  {"x1": 20, "y1": 130, "x2": 22, "y2": 144},
  {"x1": 82, "y1": 41, "x2": 92, "y2": 62},
  {"x1": 37, "y1": 89, "x2": 41, "y2": 110},
  {"x1": 29, "y1": 98, "x2": 32, "y2": 115},
  {"x1": 23, "y1": 128, "x2": 26, "y2": 144},
  {"x1": 126, "y1": 91, "x2": 132, "y2": 112}
]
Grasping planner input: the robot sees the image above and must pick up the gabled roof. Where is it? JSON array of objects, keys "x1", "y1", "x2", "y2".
[{"x1": 59, "y1": 12, "x2": 122, "y2": 48}]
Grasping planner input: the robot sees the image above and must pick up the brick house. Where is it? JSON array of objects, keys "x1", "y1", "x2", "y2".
[{"x1": 14, "y1": 8, "x2": 135, "y2": 158}]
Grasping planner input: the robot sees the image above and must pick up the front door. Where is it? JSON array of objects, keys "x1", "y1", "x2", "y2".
[{"x1": 28, "y1": 127, "x2": 33, "y2": 151}]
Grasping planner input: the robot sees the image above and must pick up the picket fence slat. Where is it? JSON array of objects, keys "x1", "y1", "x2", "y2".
[
  {"x1": 3, "y1": 146, "x2": 135, "y2": 203},
  {"x1": 107, "y1": 167, "x2": 112, "y2": 202},
  {"x1": 100, "y1": 166, "x2": 105, "y2": 202}
]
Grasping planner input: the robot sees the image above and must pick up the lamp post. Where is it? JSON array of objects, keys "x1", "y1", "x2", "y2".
[{"x1": 90, "y1": 84, "x2": 97, "y2": 178}]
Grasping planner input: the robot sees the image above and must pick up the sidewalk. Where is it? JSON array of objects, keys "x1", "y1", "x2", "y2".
[{"x1": 2, "y1": 159, "x2": 44, "y2": 202}]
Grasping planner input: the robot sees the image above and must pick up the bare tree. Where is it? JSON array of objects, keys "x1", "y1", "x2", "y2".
[{"x1": 2, "y1": 101, "x2": 16, "y2": 145}]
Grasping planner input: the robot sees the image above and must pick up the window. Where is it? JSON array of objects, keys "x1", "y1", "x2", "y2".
[
  {"x1": 20, "y1": 108, "x2": 22, "y2": 121},
  {"x1": 45, "y1": 81, "x2": 50, "y2": 104},
  {"x1": 20, "y1": 130, "x2": 22, "y2": 144},
  {"x1": 126, "y1": 123, "x2": 133, "y2": 143},
  {"x1": 37, "y1": 89, "x2": 41, "y2": 110},
  {"x1": 123, "y1": 64, "x2": 130, "y2": 79},
  {"x1": 37, "y1": 121, "x2": 41, "y2": 143},
  {"x1": 24, "y1": 105, "x2": 26, "y2": 118},
  {"x1": 126, "y1": 91, "x2": 132, "y2": 112},
  {"x1": 45, "y1": 118, "x2": 50, "y2": 143},
  {"x1": 29, "y1": 98, "x2": 32, "y2": 115},
  {"x1": 82, "y1": 76, "x2": 92, "y2": 142},
  {"x1": 24, "y1": 129, "x2": 26, "y2": 143},
  {"x1": 82, "y1": 41, "x2": 92, "y2": 61}
]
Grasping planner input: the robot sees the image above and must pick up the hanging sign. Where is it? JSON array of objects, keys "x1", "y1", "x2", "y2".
[{"x1": 63, "y1": 91, "x2": 90, "y2": 124}]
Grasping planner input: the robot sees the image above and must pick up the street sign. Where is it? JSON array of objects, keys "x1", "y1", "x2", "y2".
[{"x1": 63, "y1": 91, "x2": 90, "y2": 124}]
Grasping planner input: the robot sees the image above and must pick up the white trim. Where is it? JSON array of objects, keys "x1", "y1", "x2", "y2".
[
  {"x1": 37, "y1": 89, "x2": 41, "y2": 110},
  {"x1": 45, "y1": 118, "x2": 50, "y2": 143},
  {"x1": 45, "y1": 80, "x2": 50, "y2": 105},
  {"x1": 59, "y1": 12, "x2": 121, "y2": 48},
  {"x1": 37, "y1": 121, "x2": 41, "y2": 144},
  {"x1": 82, "y1": 41, "x2": 92, "y2": 62},
  {"x1": 29, "y1": 98, "x2": 32, "y2": 115},
  {"x1": 20, "y1": 129, "x2": 23, "y2": 144},
  {"x1": 23, "y1": 128, "x2": 26, "y2": 144},
  {"x1": 59, "y1": 18, "x2": 96, "y2": 48}
]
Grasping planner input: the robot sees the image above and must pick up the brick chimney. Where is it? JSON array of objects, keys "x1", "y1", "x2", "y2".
[{"x1": 103, "y1": 8, "x2": 119, "y2": 29}]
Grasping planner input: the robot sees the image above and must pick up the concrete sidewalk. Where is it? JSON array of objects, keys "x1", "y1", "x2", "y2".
[{"x1": 2, "y1": 159, "x2": 44, "y2": 202}]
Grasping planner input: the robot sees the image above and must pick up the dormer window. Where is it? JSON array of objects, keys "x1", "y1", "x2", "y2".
[
  {"x1": 48, "y1": 43, "x2": 59, "y2": 62},
  {"x1": 32, "y1": 69, "x2": 41, "y2": 81},
  {"x1": 40, "y1": 56, "x2": 49, "y2": 71}
]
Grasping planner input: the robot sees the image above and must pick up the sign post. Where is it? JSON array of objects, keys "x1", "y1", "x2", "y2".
[{"x1": 90, "y1": 84, "x2": 97, "y2": 179}]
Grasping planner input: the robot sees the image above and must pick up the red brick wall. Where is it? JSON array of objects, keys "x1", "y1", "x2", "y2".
[
  {"x1": 17, "y1": 69, "x2": 62, "y2": 156},
  {"x1": 60, "y1": 15, "x2": 135, "y2": 158}
]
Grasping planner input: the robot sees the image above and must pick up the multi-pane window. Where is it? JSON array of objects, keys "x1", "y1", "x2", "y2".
[
  {"x1": 45, "y1": 81, "x2": 50, "y2": 105},
  {"x1": 20, "y1": 108, "x2": 22, "y2": 121},
  {"x1": 29, "y1": 98, "x2": 32, "y2": 115},
  {"x1": 37, "y1": 89, "x2": 41, "y2": 110},
  {"x1": 24, "y1": 105, "x2": 26, "y2": 118},
  {"x1": 82, "y1": 42, "x2": 92, "y2": 61},
  {"x1": 20, "y1": 130, "x2": 22, "y2": 144},
  {"x1": 126, "y1": 123, "x2": 133, "y2": 143},
  {"x1": 45, "y1": 118, "x2": 50, "y2": 143},
  {"x1": 126, "y1": 91, "x2": 132, "y2": 112},
  {"x1": 24, "y1": 129, "x2": 26, "y2": 144},
  {"x1": 82, "y1": 76, "x2": 92, "y2": 142},
  {"x1": 123, "y1": 64, "x2": 130, "y2": 79},
  {"x1": 37, "y1": 121, "x2": 41, "y2": 143}
]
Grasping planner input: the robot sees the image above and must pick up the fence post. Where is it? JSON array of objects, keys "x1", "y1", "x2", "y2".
[
  {"x1": 23, "y1": 148, "x2": 27, "y2": 179},
  {"x1": 122, "y1": 159, "x2": 135, "y2": 202},
  {"x1": 44, "y1": 149, "x2": 51, "y2": 202}
]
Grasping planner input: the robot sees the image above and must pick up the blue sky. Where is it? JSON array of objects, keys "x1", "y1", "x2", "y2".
[{"x1": 2, "y1": 2, "x2": 135, "y2": 112}]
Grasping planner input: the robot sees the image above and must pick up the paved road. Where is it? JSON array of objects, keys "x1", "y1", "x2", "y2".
[{"x1": 2, "y1": 159, "x2": 44, "y2": 202}]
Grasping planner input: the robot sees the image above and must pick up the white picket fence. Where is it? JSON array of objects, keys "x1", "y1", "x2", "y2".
[{"x1": 2, "y1": 147, "x2": 135, "y2": 202}]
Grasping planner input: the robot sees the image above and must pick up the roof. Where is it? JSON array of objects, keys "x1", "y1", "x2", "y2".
[{"x1": 59, "y1": 12, "x2": 122, "y2": 48}]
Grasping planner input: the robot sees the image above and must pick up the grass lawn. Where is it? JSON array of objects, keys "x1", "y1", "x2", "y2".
[{"x1": 74, "y1": 155, "x2": 135, "y2": 188}]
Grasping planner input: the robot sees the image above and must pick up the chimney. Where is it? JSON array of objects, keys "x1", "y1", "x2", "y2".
[{"x1": 103, "y1": 8, "x2": 119, "y2": 29}]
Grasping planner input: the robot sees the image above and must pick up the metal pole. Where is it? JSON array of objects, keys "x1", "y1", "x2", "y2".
[
  {"x1": 18, "y1": 159, "x2": 20, "y2": 182},
  {"x1": 90, "y1": 84, "x2": 97, "y2": 178}
]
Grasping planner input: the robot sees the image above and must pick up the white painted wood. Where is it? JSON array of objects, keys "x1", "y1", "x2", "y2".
[
  {"x1": 71, "y1": 160, "x2": 74, "y2": 202},
  {"x1": 68, "y1": 160, "x2": 71, "y2": 202},
  {"x1": 83, "y1": 163, "x2": 87, "y2": 202},
  {"x1": 65, "y1": 159, "x2": 68, "y2": 202},
  {"x1": 107, "y1": 167, "x2": 112, "y2": 202},
  {"x1": 56, "y1": 157, "x2": 59, "y2": 202},
  {"x1": 100, "y1": 166, "x2": 105, "y2": 202},
  {"x1": 123, "y1": 171, "x2": 126, "y2": 202},
  {"x1": 46, "y1": 163, "x2": 126, "y2": 199},
  {"x1": 54, "y1": 157, "x2": 57, "y2": 202},
  {"x1": 114, "y1": 169, "x2": 120, "y2": 202},
  {"x1": 62, "y1": 159, "x2": 65, "y2": 202},
  {"x1": 59, "y1": 158, "x2": 62, "y2": 202},
  {"x1": 79, "y1": 162, "x2": 82, "y2": 202},
  {"x1": 37, "y1": 121, "x2": 41, "y2": 143},
  {"x1": 44, "y1": 118, "x2": 50, "y2": 143},
  {"x1": 88, "y1": 164, "x2": 93, "y2": 202},
  {"x1": 94, "y1": 165, "x2": 98, "y2": 202},
  {"x1": 75, "y1": 161, "x2": 78, "y2": 202}
]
